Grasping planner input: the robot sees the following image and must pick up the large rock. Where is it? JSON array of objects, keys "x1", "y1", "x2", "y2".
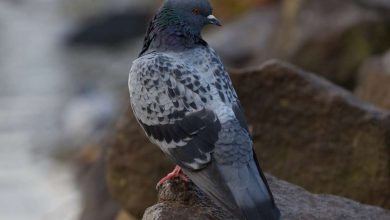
[
  {"x1": 284, "y1": 0, "x2": 390, "y2": 87},
  {"x1": 206, "y1": 5, "x2": 279, "y2": 67},
  {"x1": 143, "y1": 178, "x2": 235, "y2": 220},
  {"x1": 355, "y1": 51, "x2": 390, "y2": 110},
  {"x1": 143, "y1": 176, "x2": 390, "y2": 220},
  {"x1": 75, "y1": 146, "x2": 121, "y2": 220},
  {"x1": 107, "y1": 60, "x2": 390, "y2": 219},
  {"x1": 205, "y1": 2, "x2": 289, "y2": 65},
  {"x1": 66, "y1": 9, "x2": 151, "y2": 47},
  {"x1": 107, "y1": 108, "x2": 172, "y2": 218},
  {"x1": 230, "y1": 60, "x2": 390, "y2": 209},
  {"x1": 354, "y1": 0, "x2": 390, "y2": 16},
  {"x1": 207, "y1": 0, "x2": 390, "y2": 87}
]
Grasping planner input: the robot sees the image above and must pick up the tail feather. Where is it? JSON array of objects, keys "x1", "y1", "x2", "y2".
[
  {"x1": 184, "y1": 159, "x2": 281, "y2": 220},
  {"x1": 219, "y1": 161, "x2": 280, "y2": 220},
  {"x1": 183, "y1": 162, "x2": 243, "y2": 219},
  {"x1": 253, "y1": 149, "x2": 278, "y2": 207}
]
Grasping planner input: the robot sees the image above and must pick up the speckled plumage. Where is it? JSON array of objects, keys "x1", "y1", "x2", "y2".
[
  {"x1": 129, "y1": 46, "x2": 248, "y2": 169},
  {"x1": 128, "y1": 0, "x2": 281, "y2": 219}
]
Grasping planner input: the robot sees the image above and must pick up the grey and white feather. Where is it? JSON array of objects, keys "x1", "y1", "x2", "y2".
[{"x1": 128, "y1": 0, "x2": 281, "y2": 219}]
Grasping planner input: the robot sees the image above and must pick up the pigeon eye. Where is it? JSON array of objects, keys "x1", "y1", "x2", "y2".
[{"x1": 192, "y1": 8, "x2": 201, "y2": 15}]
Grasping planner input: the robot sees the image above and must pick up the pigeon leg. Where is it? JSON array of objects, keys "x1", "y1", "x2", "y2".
[{"x1": 156, "y1": 165, "x2": 189, "y2": 188}]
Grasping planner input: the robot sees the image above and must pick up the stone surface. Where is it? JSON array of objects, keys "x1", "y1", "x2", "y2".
[
  {"x1": 354, "y1": 0, "x2": 390, "y2": 16},
  {"x1": 116, "y1": 210, "x2": 138, "y2": 220},
  {"x1": 107, "y1": 107, "x2": 172, "y2": 218},
  {"x1": 206, "y1": 5, "x2": 279, "y2": 67},
  {"x1": 66, "y1": 9, "x2": 151, "y2": 47},
  {"x1": 143, "y1": 178, "x2": 235, "y2": 220},
  {"x1": 76, "y1": 146, "x2": 121, "y2": 220},
  {"x1": 107, "y1": 60, "x2": 390, "y2": 218},
  {"x1": 230, "y1": 60, "x2": 390, "y2": 209},
  {"x1": 355, "y1": 51, "x2": 390, "y2": 110},
  {"x1": 143, "y1": 175, "x2": 390, "y2": 220},
  {"x1": 207, "y1": 0, "x2": 390, "y2": 87},
  {"x1": 285, "y1": 0, "x2": 390, "y2": 87}
]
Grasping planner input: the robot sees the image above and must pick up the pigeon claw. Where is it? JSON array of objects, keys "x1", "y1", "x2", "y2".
[{"x1": 156, "y1": 165, "x2": 189, "y2": 189}]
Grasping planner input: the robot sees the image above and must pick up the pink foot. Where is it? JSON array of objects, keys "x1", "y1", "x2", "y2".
[{"x1": 156, "y1": 165, "x2": 189, "y2": 189}]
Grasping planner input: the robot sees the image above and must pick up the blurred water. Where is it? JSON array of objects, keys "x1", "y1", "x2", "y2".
[
  {"x1": 0, "y1": 0, "x2": 145, "y2": 219},
  {"x1": 0, "y1": 1, "x2": 81, "y2": 220}
]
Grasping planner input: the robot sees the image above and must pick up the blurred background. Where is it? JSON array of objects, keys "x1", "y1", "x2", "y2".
[{"x1": 0, "y1": 0, "x2": 390, "y2": 219}]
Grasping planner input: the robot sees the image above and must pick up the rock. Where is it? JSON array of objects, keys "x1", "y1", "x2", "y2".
[
  {"x1": 116, "y1": 210, "x2": 138, "y2": 220},
  {"x1": 230, "y1": 60, "x2": 390, "y2": 207},
  {"x1": 66, "y1": 9, "x2": 151, "y2": 47},
  {"x1": 107, "y1": 60, "x2": 390, "y2": 218},
  {"x1": 230, "y1": 60, "x2": 390, "y2": 209},
  {"x1": 143, "y1": 178, "x2": 235, "y2": 220},
  {"x1": 206, "y1": 5, "x2": 279, "y2": 67},
  {"x1": 354, "y1": 0, "x2": 390, "y2": 16},
  {"x1": 76, "y1": 147, "x2": 121, "y2": 220},
  {"x1": 207, "y1": 0, "x2": 390, "y2": 87},
  {"x1": 283, "y1": 0, "x2": 390, "y2": 87},
  {"x1": 60, "y1": 0, "x2": 157, "y2": 18},
  {"x1": 355, "y1": 51, "x2": 390, "y2": 110},
  {"x1": 106, "y1": 108, "x2": 172, "y2": 218},
  {"x1": 142, "y1": 175, "x2": 390, "y2": 220}
]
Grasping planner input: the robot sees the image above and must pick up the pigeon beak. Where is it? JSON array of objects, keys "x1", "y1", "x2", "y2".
[{"x1": 207, "y1": 15, "x2": 222, "y2": 26}]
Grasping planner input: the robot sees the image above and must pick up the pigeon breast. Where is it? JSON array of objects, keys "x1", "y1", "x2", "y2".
[{"x1": 128, "y1": 46, "x2": 243, "y2": 169}]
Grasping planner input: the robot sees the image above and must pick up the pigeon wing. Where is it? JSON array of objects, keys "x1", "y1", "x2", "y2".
[{"x1": 129, "y1": 53, "x2": 221, "y2": 170}]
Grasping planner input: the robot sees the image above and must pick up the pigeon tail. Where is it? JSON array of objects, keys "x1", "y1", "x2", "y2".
[
  {"x1": 183, "y1": 161, "x2": 243, "y2": 219},
  {"x1": 220, "y1": 160, "x2": 282, "y2": 220},
  {"x1": 184, "y1": 159, "x2": 281, "y2": 220}
]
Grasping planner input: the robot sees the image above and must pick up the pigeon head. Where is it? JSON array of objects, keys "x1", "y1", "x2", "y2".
[
  {"x1": 139, "y1": 0, "x2": 221, "y2": 55},
  {"x1": 158, "y1": 0, "x2": 221, "y2": 36},
  {"x1": 163, "y1": 0, "x2": 221, "y2": 29}
]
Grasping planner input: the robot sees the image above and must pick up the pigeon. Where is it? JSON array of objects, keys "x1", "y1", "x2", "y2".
[{"x1": 128, "y1": 0, "x2": 281, "y2": 219}]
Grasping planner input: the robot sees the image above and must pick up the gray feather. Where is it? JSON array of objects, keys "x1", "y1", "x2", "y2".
[
  {"x1": 129, "y1": 15, "x2": 281, "y2": 218},
  {"x1": 182, "y1": 161, "x2": 244, "y2": 220},
  {"x1": 218, "y1": 161, "x2": 281, "y2": 220}
]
